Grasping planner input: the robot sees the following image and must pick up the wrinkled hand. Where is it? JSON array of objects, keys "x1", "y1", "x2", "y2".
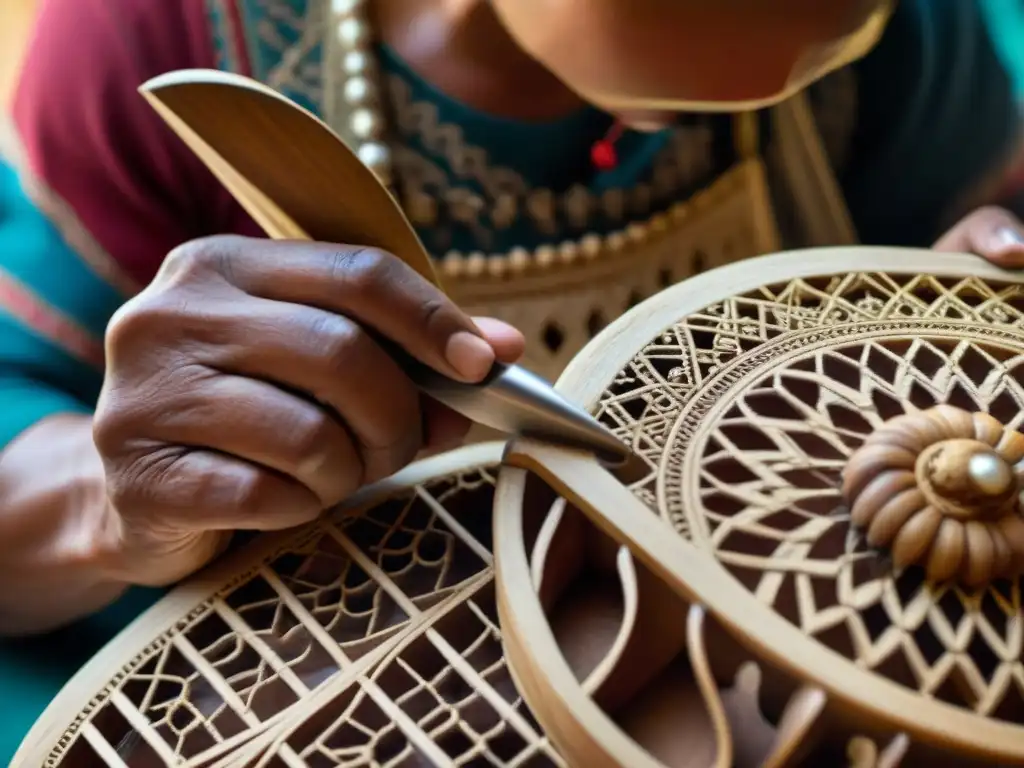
[
  {"x1": 93, "y1": 236, "x2": 524, "y2": 585},
  {"x1": 933, "y1": 206, "x2": 1024, "y2": 267}
]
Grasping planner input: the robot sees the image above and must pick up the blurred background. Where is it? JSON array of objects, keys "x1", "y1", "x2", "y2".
[{"x1": 1, "y1": 0, "x2": 39, "y2": 106}]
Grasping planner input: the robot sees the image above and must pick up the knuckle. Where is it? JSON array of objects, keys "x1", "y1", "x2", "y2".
[
  {"x1": 103, "y1": 298, "x2": 150, "y2": 354},
  {"x1": 105, "y1": 292, "x2": 185, "y2": 357},
  {"x1": 328, "y1": 247, "x2": 394, "y2": 296},
  {"x1": 157, "y1": 235, "x2": 249, "y2": 288},
  {"x1": 92, "y1": 394, "x2": 144, "y2": 458},
  {"x1": 91, "y1": 404, "x2": 122, "y2": 458},
  {"x1": 313, "y1": 315, "x2": 368, "y2": 375},
  {"x1": 160, "y1": 238, "x2": 223, "y2": 282},
  {"x1": 221, "y1": 467, "x2": 270, "y2": 513},
  {"x1": 282, "y1": 408, "x2": 338, "y2": 468}
]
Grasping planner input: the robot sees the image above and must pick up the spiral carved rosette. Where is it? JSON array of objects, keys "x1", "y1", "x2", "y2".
[{"x1": 843, "y1": 405, "x2": 1024, "y2": 587}]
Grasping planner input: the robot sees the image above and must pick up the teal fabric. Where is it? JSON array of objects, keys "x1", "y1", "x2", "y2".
[
  {"x1": 0, "y1": 375, "x2": 90, "y2": 449},
  {"x1": 0, "y1": 163, "x2": 107, "y2": 439},
  {"x1": 0, "y1": 311, "x2": 101, "y2": 412},
  {"x1": 378, "y1": 46, "x2": 703, "y2": 254},
  {"x1": 0, "y1": 588, "x2": 164, "y2": 761},
  {"x1": 0, "y1": 163, "x2": 126, "y2": 338},
  {"x1": 980, "y1": 0, "x2": 1024, "y2": 97},
  {"x1": 0, "y1": 160, "x2": 167, "y2": 763},
  {"x1": 0, "y1": 0, "x2": 1022, "y2": 763}
]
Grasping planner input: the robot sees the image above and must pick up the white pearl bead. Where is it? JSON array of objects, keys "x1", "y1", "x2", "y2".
[
  {"x1": 336, "y1": 17, "x2": 369, "y2": 47},
  {"x1": 342, "y1": 50, "x2": 371, "y2": 76},
  {"x1": 343, "y1": 76, "x2": 374, "y2": 106},
  {"x1": 358, "y1": 142, "x2": 390, "y2": 170},
  {"x1": 969, "y1": 452, "x2": 1013, "y2": 496},
  {"x1": 331, "y1": 0, "x2": 364, "y2": 16},
  {"x1": 349, "y1": 107, "x2": 381, "y2": 139},
  {"x1": 580, "y1": 233, "x2": 603, "y2": 258}
]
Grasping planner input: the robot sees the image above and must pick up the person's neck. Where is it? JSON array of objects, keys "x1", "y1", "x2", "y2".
[{"x1": 375, "y1": 0, "x2": 589, "y2": 120}]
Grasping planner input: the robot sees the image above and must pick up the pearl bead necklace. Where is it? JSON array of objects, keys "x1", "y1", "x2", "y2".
[
  {"x1": 323, "y1": 0, "x2": 734, "y2": 279},
  {"x1": 331, "y1": 0, "x2": 392, "y2": 185}
]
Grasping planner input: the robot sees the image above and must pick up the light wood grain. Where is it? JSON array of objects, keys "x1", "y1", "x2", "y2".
[{"x1": 140, "y1": 69, "x2": 441, "y2": 288}]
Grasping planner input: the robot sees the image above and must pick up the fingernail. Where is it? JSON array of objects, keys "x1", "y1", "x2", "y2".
[
  {"x1": 445, "y1": 331, "x2": 495, "y2": 380},
  {"x1": 995, "y1": 227, "x2": 1024, "y2": 249}
]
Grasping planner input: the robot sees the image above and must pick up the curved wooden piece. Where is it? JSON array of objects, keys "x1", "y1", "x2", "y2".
[
  {"x1": 496, "y1": 466, "x2": 670, "y2": 768},
  {"x1": 683, "y1": 605, "x2": 733, "y2": 768},
  {"x1": 499, "y1": 248, "x2": 1024, "y2": 765},
  {"x1": 578, "y1": 546, "x2": 640, "y2": 698},
  {"x1": 140, "y1": 69, "x2": 440, "y2": 288},
  {"x1": 585, "y1": 551, "x2": 690, "y2": 712},
  {"x1": 847, "y1": 733, "x2": 910, "y2": 768},
  {"x1": 762, "y1": 686, "x2": 828, "y2": 768},
  {"x1": 877, "y1": 734, "x2": 911, "y2": 768},
  {"x1": 531, "y1": 498, "x2": 587, "y2": 607},
  {"x1": 529, "y1": 496, "x2": 693, "y2": 713}
]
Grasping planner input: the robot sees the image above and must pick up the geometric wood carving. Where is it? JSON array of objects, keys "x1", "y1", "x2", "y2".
[{"x1": 498, "y1": 249, "x2": 1024, "y2": 767}]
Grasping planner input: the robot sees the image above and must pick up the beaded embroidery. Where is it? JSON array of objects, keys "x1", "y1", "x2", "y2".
[{"x1": 204, "y1": 0, "x2": 859, "y2": 256}]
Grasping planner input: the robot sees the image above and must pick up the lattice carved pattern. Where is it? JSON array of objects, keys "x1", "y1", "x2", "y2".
[
  {"x1": 37, "y1": 467, "x2": 564, "y2": 768},
  {"x1": 592, "y1": 271, "x2": 1024, "y2": 726},
  {"x1": 454, "y1": 160, "x2": 777, "y2": 383}
]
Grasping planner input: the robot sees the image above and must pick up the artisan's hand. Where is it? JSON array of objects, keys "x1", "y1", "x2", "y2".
[
  {"x1": 93, "y1": 236, "x2": 524, "y2": 586},
  {"x1": 933, "y1": 206, "x2": 1024, "y2": 267}
]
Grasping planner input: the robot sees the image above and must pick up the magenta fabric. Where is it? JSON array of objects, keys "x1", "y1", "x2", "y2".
[{"x1": 12, "y1": 0, "x2": 261, "y2": 288}]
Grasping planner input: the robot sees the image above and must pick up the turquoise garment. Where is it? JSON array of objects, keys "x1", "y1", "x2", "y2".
[
  {"x1": 0, "y1": 0, "x2": 1021, "y2": 763},
  {"x1": 0, "y1": 161, "x2": 167, "y2": 761},
  {"x1": 981, "y1": 0, "x2": 1024, "y2": 98},
  {"x1": 0, "y1": 589, "x2": 164, "y2": 760}
]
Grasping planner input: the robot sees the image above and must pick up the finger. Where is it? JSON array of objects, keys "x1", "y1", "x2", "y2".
[
  {"x1": 115, "y1": 446, "x2": 323, "y2": 532},
  {"x1": 203, "y1": 300, "x2": 424, "y2": 482},
  {"x1": 199, "y1": 236, "x2": 497, "y2": 382},
  {"x1": 139, "y1": 371, "x2": 365, "y2": 507},
  {"x1": 933, "y1": 206, "x2": 1024, "y2": 268},
  {"x1": 472, "y1": 316, "x2": 526, "y2": 363}
]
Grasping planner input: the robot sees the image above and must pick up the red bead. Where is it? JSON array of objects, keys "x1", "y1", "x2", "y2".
[{"x1": 591, "y1": 140, "x2": 618, "y2": 171}]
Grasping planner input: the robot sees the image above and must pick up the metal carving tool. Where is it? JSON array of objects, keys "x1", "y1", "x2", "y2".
[
  {"x1": 140, "y1": 69, "x2": 639, "y2": 470},
  {"x1": 392, "y1": 346, "x2": 634, "y2": 467}
]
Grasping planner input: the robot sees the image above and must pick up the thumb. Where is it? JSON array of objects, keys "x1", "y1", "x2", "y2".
[
  {"x1": 933, "y1": 206, "x2": 1024, "y2": 268},
  {"x1": 472, "y1": 316, "x2": 525, "y2": 363}
]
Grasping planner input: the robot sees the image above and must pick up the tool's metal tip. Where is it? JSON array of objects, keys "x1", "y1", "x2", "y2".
[{"x1": 605, "y1": 449, "x2": 651, "y2": 486}]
